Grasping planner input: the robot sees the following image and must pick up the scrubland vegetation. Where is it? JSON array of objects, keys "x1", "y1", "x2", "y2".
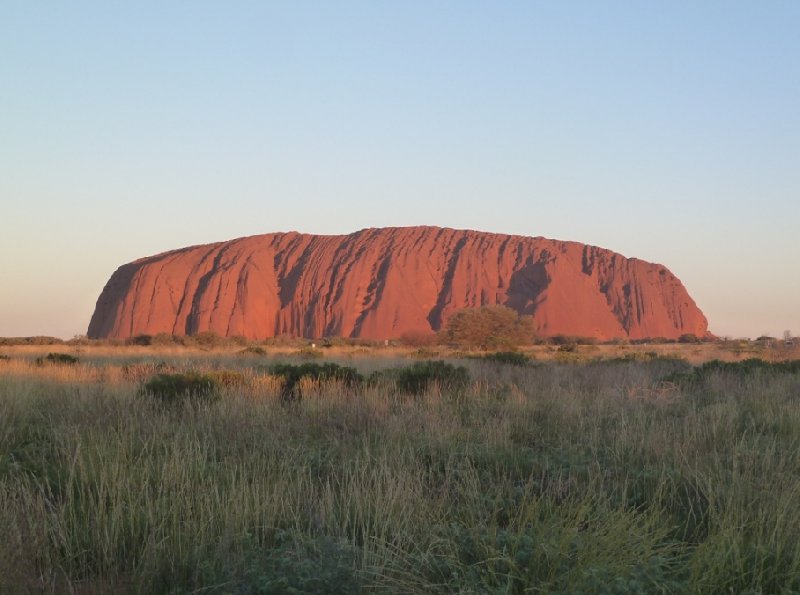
[{"x1": 1, "y1": 344, "x2": 799, "y2": 593}]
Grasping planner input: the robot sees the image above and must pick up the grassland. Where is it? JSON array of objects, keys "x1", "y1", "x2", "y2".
[{"x1": 1, "y1": 343, "x2": 799, "y2": 593}]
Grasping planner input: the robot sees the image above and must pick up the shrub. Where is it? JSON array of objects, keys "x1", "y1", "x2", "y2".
[
  {"x1": 125, "y1": 335, "x2": 153, "y2": 346},
  {"x1": 479, "y1": 351, "x2": 530, "y2": 366},
  {"x1": 208, "y1": 370, "x2": 247, "y2": 388},
  {"x1": 696, "y1": 358, "x2": 800, "y2": 375},
  {"x1": 395, "y1": 361, "x2": 470, "y2": 396},
  {"x1": 66, "y1": 334, "x2": 90, "y2": 346},
  {"x1": 262, "y1": 335, "x2": 305, "y2": 348},
  {"x1": 550, "y1": 335, "x2": 597, "y2": 346},
  {"x1": 121, "y1": 361, "x2": 176, "y2": 382},
  {"x1": 270, "y1": 363, "x2": 363, "y2": 401},
  {"x1": 440, "y1": 305, "x2": 535, "y2": 350},
  {"x1": 661, "y1": 358, "x2": 800, "y2": 388},
  {"x1": 199, "y1": 532, "x2": 362, "y2": 594},
  {"x1": 0, "y1": 336, "x2": 63, "y2": 346},
  {"x1": 0, "y1": 354, "x2": 10, "y2": 362},
  {"x1": 398, "y1": 330, "x2": 439, "y2": 347},
  {"x1": 194, "y1": 331, "x2": 222, "y2": 348},
  {"x1": 238, "y1": 346, "x2": 267, "y2": 356},
  {"x1": 140, "y1": 372, "x2": 220, "y2": 405},
  {"x1": 320, "y1": 337, "x2": 348, "y2": 348},
  {"x1": 35, "y1": 353, "x2": 79, "y2": 366},
  {"x1": 296, "y1": 346, "x2": 323, "y2": 359},
  {"x1": 229, "y1": 335, "x2": 249, "y2": 347},
  {"x1": 557, "y1": 343, "x2": 577, "y2": 353},
  {"x1": 414, "y1": 348, "x2": 441, "y2": 358},
  {"x1": 151, "y1": 333, "x2": 178, "y2": 346}
]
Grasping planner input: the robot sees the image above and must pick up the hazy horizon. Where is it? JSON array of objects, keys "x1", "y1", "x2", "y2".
[{"x1": 2, "y1": 2, "x2": 798, "y2": 340}]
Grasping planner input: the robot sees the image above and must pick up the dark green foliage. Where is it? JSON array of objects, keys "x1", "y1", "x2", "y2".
[
  {"x1": 602, "y1": 352, "x2": 683, "y2": 364},
  {"x1": 125, "y1": 334, "x2": 153, "y2": 346},
  {"x1": 664, "y1": 358, "x2": 800, "y2": 386},
  {"x1": 697, "y1": 358, "x2": 800, "y2": 374},
  {"x1": 140, "y1": 372, "x2": 220, "y2": 404},
  {"x1": 368, "y1": 361, "x2": 471, "y2": 396},
  {"x1": 270, "y1": 362, "x2": 363, "y2": 401},
  {"x1": 550, "y1": 335, "x2": 598, "y2": 346},
  {"x1": 440, "y1": 305, "x2": 535, "y2": 349},
  {"x1": 239, "y1": 345, "x2": 267, "y2": 356},
  {"x1": 395, "y1": 360, "x2": 470, "y2": 396},
  {"x1": 629, "y1": 337, "x2": 675, "y2": 344},
  {"x1": 479, "y1": 351, "x2": 530, "y2": 366},
  {"x1": 411, "y1": 523, "x2": 682, "y2": 594},
  {"x1": 35, "y1": 352, "x2": 79, "y2": 366},
  {"x1": 197, "y1": 532, "x2": 362, "y2": 594}
]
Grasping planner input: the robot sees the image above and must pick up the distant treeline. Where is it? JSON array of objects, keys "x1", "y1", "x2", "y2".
[
  {"x1": 0, "y1": 331, "x2": 716, "y2": 348},
  {"x1": 0, "y1": 336, "x2": 69, "y2": 346}
]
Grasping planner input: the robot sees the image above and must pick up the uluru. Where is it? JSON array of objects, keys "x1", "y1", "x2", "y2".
[{"x1": 88, "y1": 226, "x2": 711, "y2": 341}]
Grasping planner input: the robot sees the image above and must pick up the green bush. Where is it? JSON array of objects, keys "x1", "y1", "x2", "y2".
[
  {"x1": 478, "y1": 351, "x2": 530, "y2": 366},
  {"x1": 198, "y1": 532, "x2": 362, "y2": 594},
  {"x1": 239, "y1": 346, "x2": 267, "y2": 356},
  {"x1": 368, "y1": 361, "x2": 471, "y2": 396},
  {"x1": 35, "y1": 352, "x2": 79, "y2": 366},
  {"x1": 270, "y1": 362, "x2": 363, "y2": 401},
  {"x1": 395, "y1": 361, "x2": 470, "y2": 396},
  {"x1": 140, "y1": 372, "x2": 220, "y2": 405},
  {"x1": 660, "y1": 358, "x2": 800, "y2": 389},
  {"x1": 550, "y1": 335, "x2": 597, "y2": 346},
  {"x1": 696, "y1": 358, "x2": 800, "y2": 375},
  {"x1": 320, "y1": 337, "x2": 348, "y2": 348}
]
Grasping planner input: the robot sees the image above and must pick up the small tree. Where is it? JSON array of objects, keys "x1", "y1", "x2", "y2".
[{"x1": 439, "y1": 305, "x2": 535, "y2": 350}]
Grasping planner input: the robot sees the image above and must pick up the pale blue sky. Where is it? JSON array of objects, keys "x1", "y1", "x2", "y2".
[{"x1": 1, "y1": 1, "x2": 798, "y2": 338}]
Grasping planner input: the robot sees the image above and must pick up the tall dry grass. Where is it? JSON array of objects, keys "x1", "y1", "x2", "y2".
[{"x1": 0, "y1": 352, "x2": 799, "y2": 593}]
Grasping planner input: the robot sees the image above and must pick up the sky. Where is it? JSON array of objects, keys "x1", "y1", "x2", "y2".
[{"x1": 1, "y1": 1, "x2": 798, "y2": 339}]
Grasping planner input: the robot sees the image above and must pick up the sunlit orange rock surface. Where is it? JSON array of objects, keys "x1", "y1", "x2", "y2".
[{"x1": 88, "y1": 227, "x2": 711, "y2": 341}]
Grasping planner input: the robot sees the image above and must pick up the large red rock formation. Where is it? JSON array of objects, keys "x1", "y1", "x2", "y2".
[{"x1": 88, "y1": 227, "x2": 711, "y2": 341}]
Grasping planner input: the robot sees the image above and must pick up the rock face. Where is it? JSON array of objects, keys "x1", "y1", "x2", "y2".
[{"x1": 88, "y1": 227, "x2": 711, "y2": 341}]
